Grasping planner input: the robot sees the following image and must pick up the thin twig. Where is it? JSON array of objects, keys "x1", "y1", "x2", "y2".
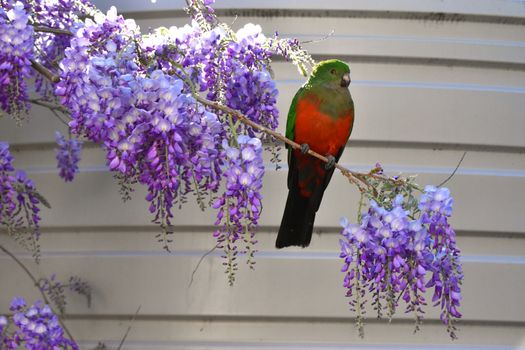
[
  {"x1": 0, "y1": 243, "x2": 77, "y2": 344},
  {"x1": 301, "y1": 30, "x2": 335, "y2": 44},
  {"x1": 30, "y1": 59, "x2": 60, "y2": 83},
  {"x1": 117, "y1": 305, "x2": 142, "y2": 350},
  {"x1": 230, "y1": 15, "x2": 239, "y2": 27},
  {"x1": 50, "y1": 109, "x2": 70, "y2": 127},
  {"x1": 33, "y1": 25, "x2": 73, "y2": 36},
  {"x1": 396, "y1": 284, "x2": 409, "y2": 304},
  {"x1": 438, "y1": 151, "x2": 467, "y2": 187},
  {"x1": 189, "y1": 243, "x2": 219, "y2": 288},
  {"x1": 28, "y1": 98, "x2": 70, "y2": 114}
]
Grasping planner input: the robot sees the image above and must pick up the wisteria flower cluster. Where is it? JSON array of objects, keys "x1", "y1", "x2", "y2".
[
  {"x1": 0, "y1": 297, "x2": 77, "y2": 350},
  {"x1": 56, "y1": 7, "x2": 225, "y2": 249},
  {"x1": 55, "y1": 132, "x2": 82, "y2": 182},
  {"x1": 0, "y1": 0, "x2": 94, "y2": 119},
  {"x1": 0, "y1": 142, "x2": 44, "y2": 260},
  {"x1": 340, "y1": 185, "x2": 463, "y2": 338},
  {"x1": 0, "y1": 1, "x2": 33, "y2": 119},
  {"x1": 142, "y1": 19, "x2": 280, "y2": 137},
  {"x1": 51, "y1": 1, "x2": 312, "y2": 261},
  {"x1": 213, "y1": 136, "x2": 264, "y2": 285},
  {"x1": 31, "y1": 0, "x2": 94, "y2": 97}
]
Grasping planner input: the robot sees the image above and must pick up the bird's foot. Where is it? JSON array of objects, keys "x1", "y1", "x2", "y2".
[
  {"x1": 325, "y1": 155, "x2": 336, "y2": 169},
  {"x1": 300, "y1": 143, "x2": 310, "y2": 154}
]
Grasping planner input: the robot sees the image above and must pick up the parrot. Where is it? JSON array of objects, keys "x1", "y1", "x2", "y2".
[{"x1": 276, "y1": 59, "x2": 354, "y2": 248}]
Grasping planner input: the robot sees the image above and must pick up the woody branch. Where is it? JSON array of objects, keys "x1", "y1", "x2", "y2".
[{"x1": 31, "y1": 53, "x2": 408, "y2": 194}]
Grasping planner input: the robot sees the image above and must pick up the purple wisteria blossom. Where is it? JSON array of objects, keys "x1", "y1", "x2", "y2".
[
  {"x1": 32, "y1": 0, "x2": 94, "y2": 97},
  {"x1": 0, "y1": 297, "x2": 77, "y2": 350},
  {"x1": 142, "y1": 19, "x2": 279, "y2": 137},
  {"x1": 339, "y1": 187, "x2": 463, "y2": 338},
  {"x1": 418, "y1": 186, "x2": 462, "y2": 328},
  {"x1": 52, "y1": 3, "x2": 288, "y2": 253},
  {"x1": 0, "y1": 142, "x2": 43, "y2": 259},
  {"x1": 186, "y1": 0, "x2": 217, "y2": 28},
  {"x1": 0, "y1": 0, "x2": 93, "y2": 116},
  {"x1": 0, "y1": 2, "x2": 34, "y2": 118},
  {"x1": 213, "y1": 136, "x2": 264, "y2": 284},
  {"x1": 56, "y1": 7, "x2": 225, "y2": 249},
  {"x1": 55, "y1": 132, "x2": 82, "y2": 182}
]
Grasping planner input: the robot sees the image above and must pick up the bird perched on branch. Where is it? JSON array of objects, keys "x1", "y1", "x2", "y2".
[{"x1": 276, "y1": 59, "x2": 354, "y2": 248}]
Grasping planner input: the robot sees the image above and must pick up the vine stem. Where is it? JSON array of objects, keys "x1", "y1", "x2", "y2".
[
  {"x1": 33, "y1": 25, "x2": 73, "y2": 36},
  {"x1": 188, "y1": 243, "x2": 219, "y2": 288},
  {"x1": 438, "y1": 151, "x2": 467, "y2": 187},
  {"x1": 0, "y1": 243, "x2": 77, "y2": 344},
  {"x1": 30, "y1": 59, "x2": 60, "y2": 83},
  {"x1": 117, "y1": 305, "x2": 141, "y2": 350},
  {"x1": 28, "y1": 98, "x2": 69, "y2": 114}
]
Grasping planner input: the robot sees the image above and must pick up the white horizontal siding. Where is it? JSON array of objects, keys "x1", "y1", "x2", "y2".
[
  {"x1": 1, "y1": 230, "x2": 525, "y2": 321},
  {"x1": 48, "y1": 320, "x2": 525, "y2": 349},
  {"x1": 1, "y1": 1, "x2": 525, "y2": 349},
  {"x1": 93, "y1": 0, "x2": 525, "y2": 20}
]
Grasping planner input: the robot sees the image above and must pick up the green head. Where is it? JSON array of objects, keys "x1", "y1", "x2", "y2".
[{"x1": 309, "y1": 59, "x2": 351, "y2": 88}]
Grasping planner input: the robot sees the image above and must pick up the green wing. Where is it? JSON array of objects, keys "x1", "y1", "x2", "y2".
[{"x1": 285, "y1": 86, "x2": 305, "y2": 145}]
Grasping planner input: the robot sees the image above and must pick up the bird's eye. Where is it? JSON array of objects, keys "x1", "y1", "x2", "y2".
[{"x1": 330, "y1": 69, "x2": 337, "y2": 75}]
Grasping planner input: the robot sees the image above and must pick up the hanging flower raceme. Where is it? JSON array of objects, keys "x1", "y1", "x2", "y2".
[
  {"x1": 55, "y1": 132, "x2": 82, "y2": 182},
  {"x1": 0, "y1": 142, "x2": 43, "y2": 260},
  {"x1": 0, "y1": 297, "x2": 77, "y2": 350},
  {"x1": 339, "y1": 187, "x2": 463, "y2": 339},
  {"x1": 56, "y1": 7, "x2": 225, "y2": 249},
  {"x1": 55, "y1": 6, "x2": 141, "y2": 142},
  {"x1": 0, "y1": 2, "x2": 34, "y2": 119},
  {"x1": 0, "y1": 0, "x2": 95, "y2": 118},
  {"x1": 213, "y1": 136, "x2": 264, "y2": 285},
  {"x1": 418, "y1": 186, "x2": 462, "y2": 329},
  {"x1": 221, "y1": 24, "x2": 279, "y2": 135},
  {"x1": 31, "y1": 0, "x2": 95, "y2": 97},
  {"x1": 134, "y1": 70, "x2": 224, "y2": 249},
  {"x1": 224, "y1": 66, "x2": 279, "y2": 136}
]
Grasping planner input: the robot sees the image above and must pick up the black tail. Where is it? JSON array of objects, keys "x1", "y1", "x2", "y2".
[{"x1": 276, "y1": 189, "x2": 316, "y2": 248}]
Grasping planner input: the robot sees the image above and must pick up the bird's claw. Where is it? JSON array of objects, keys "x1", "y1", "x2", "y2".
[
  {"x1": 300, "y1": 143, "x2": 310, "y2": 154},
  {"x1": 325, "y1": 155, "x2": 336, "y2": 170}
]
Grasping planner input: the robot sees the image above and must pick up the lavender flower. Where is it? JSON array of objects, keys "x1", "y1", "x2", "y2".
[
  {"x1": 0, "y1": 297, "x2": 77, "y2": 350},
  {"x1": 0, "y1": 141, "x2": 14, "y2": 172},
  {"x1": 33, "y1": 0, "x2": 94, "y2": 97},
  {"x1": 55, "y1": 132, "x2": 82, "y2": 182},
  {"x1": 0, "y1": 315, "x2": 7, "y2": 333},
  {"x1": 145, "y1": 20, "x2": 279, "y2": 137},
  {"x1": 0, "y1": 0, "x2": 94, "y2": 116},
  {"x1": 0, "y1": 2, "x2": 34, "y2": 119},
  {"x1": 0, "y1": 141, "x2": 43, "y2": 260},
  {"x1": 56, "y1": 8, "x2": 225, "y2": 250},
  {"x1": 213, "y1": 136, "x2": 264, "y2": 284},
  {"x1": 339, "y1": 188, "x2": 463, "y2": 338}
]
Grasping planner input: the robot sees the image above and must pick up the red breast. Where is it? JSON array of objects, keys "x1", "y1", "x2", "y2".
[{"x1": 294, "y1": 96, "x2": 354, "y2": 156}]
